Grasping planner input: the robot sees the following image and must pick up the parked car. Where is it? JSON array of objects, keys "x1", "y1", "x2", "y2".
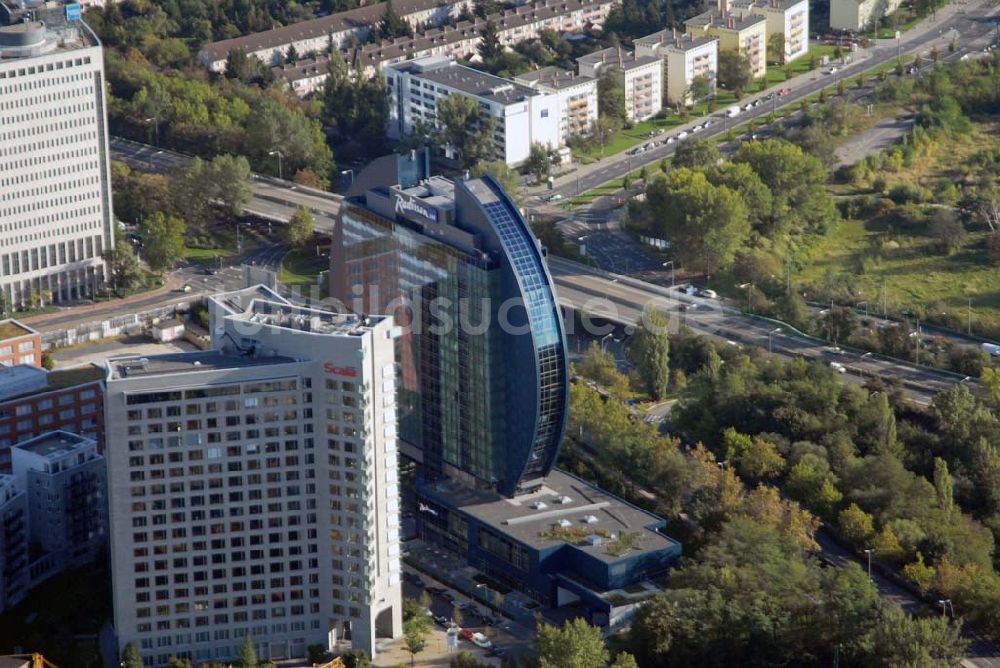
[
  {"x1": 434, "y1": 615, "x2": 450, "y2": 627},
  {"x1": 826, "y1": 66, "x2": 838, "y2": 75},
  {"x1": 677, "y1": 131, "x2": 689, "y2": 139},
  {"x1": 472, "y1": 632, "x2": 493, "y2": 649},
  {"x1": 778, "y1": 87, "x2": 791, "y2": 96},
  {"x1": 460, "y1": 628, "x2": 474, "y2": 642},
  {"x1": 697, "y1": 288, "x2": 718, "y2": 299},
  {"x1": 546, "y1": 193, "x2": 564, "y2": 202},
  {"x1": 829, "y1": 361, "x2": 847, "y2": 373}
]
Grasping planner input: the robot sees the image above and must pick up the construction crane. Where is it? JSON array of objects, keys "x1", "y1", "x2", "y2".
[{"x1": 0, "y1": 654, "x2": 59, "y2": 668}]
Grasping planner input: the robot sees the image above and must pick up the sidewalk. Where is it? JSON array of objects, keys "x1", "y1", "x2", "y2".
[{"x1": 535, "y1": 0, "x2": 987, "y2": 198}]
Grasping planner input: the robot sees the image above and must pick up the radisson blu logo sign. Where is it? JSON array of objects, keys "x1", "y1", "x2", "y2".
[{"x1": 395, "y1": 194, "x2": 438, "y2": 224}]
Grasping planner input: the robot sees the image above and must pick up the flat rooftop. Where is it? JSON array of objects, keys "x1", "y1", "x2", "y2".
[
  {"x1": 107, "y1": 350, "x2": 298, "y2": 380},
  {"x1": 420, "y1": 469, "x2": 680, "y2": 564},
  {"x1": 515, "y1": 66, "x2": 595, "y2": 90},
  {"x1": 0, "y1": 318, "x2": 36, "y2": 339},
  {"x1": 229, "y1": 299, "x2": 388, "y2": 336},
  {"x1": 15, "y1": 430, "x2": 92, "y2": 459},
  {"x1": 394, "y1": 58, "x2": 539, "y2": 106}
]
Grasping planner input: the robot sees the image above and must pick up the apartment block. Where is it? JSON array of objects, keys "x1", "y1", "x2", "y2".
[
  {"x1": 0, "y1": 320, "x2": 41, "y2": 369},
  {"x1": 0, "y1": 473, "x2": 28, "y2": 613},
  {"x1": 0, "y1": 365, "x2": 105, "y2": 473},
  {"x1": 685, "y1": 11, "x2": 767, "y2": 80},
  {"x1": 752, "y1": 0, "x2": 809, "y2": 62},
  {"x1": 577, "y1": 47, "x2": 663, "y2": 122},
  {"x1": 273, "y1": 0, "x2": 616, "y2": 89},
  {"x1": 830, "y1": 0, "x2": 902, "y2": 31},
  {"x1": 197, "y1": 0, "x2": 474, "y2": 72},
  {"x1": 514, "y1": 66, "x2": 598, "y2": 143},
  {"x1": 385, "y1": 57, "x2": 560, "y2": 165},
  {"x1": 0, "y1": 8, "x2": 115, "y2": 308},
  {"x1": 636, "y1": 29, "x2": 718, "y2": 106},
  {"x1": 11, "y1": 431, "x2": 107, "y2": 577},
  {"x1": 105, "y1": 286, "x2": 402, "y2": 667}
]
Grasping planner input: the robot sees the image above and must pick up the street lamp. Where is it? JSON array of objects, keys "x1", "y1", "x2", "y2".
[
  {"x1": 662, "y1": 260, "x2": 675, "y2": 288},
  {"x1": 341, "y1": 168, "x2": 355, "y2": 186},
  {"x1": 268, "y1": 149, "x2": 284, "y2": 180},
  {"x1": 857, "y1": 301, "x2": 868, "y2": 319},
  {"x1": 768, "y1": 327, "x2": 782, "y2": 354},
  {"x1": 144, "y1": 116, "x2": 159, "y2": 149},
  {"x1": 938, "y1": 598, "x2": 951, "y2": 617},
  {"x1": 601, "y1": 332, "x2": 614, "y2": 351},
  {"x1": 864, "y1": 548, "x2": 875, "y2": 582},
  {"x1": 738, "y1": 282, "x2": 753, "y2": 313}
]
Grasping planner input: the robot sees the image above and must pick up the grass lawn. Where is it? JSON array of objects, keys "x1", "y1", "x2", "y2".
[
  {"x1": 795, "y1": 219, "x2": 1000, "y2": 324},
  {"x1": 281, "y1": 248, "x2": 327, "y2": 286},
  {"x1": 875, "y1": 8, "x2": 924, "y2": 38},
  {"x1": 765, "y1": 44, "x2": 839, "y2": 87},
  {"x1": 184, "y1": 246, "x2": 229, "y2": 262}
]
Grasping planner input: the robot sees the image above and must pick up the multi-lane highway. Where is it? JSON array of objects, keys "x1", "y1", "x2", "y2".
[
  {"x1": 109, "y1": 138, "x2": 343, "y2": 235},
  {"x1": 548, "y1": 257, "x2": 965, "y2": 406}
]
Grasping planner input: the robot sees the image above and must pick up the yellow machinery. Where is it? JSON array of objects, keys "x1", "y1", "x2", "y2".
[{"x1": 0, "y1": 654, "x2": 58, "y2": 668}]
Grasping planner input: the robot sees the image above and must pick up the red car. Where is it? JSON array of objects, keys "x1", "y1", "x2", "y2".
[
  {"x1": 460, "y1": 628, "x2": 474, "y2": 642},
  {"x1": 777, "y1": 87, "x2": 791, "y2": 96}
]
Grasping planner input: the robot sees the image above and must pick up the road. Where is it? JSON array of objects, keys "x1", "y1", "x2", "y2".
[
  {"x1": 548, "y1": 256, "x2": 966, "y2": 406},
  {"x1": 109, "y1": 138, "x2": 342, "y2": 235},
  {"x1": 539, "y1": 0, "x2": 1000, "y2": 202},
  {"x1": 835, "y1": 115, "x2": 918, "y2": 167}
]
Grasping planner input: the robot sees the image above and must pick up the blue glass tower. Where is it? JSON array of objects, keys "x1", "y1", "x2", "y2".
[{"x1": 331, "y1": 151, "x2": 568, "y2": 497}]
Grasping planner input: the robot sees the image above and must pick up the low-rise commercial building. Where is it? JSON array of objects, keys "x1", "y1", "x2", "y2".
[
  {"x1": 0, "y1": 473, "x2": 28, "y2": 613},
  {"x1": 11, "y1": 431, "x2": 107, "y2": 577},
  {"x1": 386, "y1": 57, "x2": 560, "y2": 165},
  {"x1": 197, "y1": 0, "x2": 474, "y2": 72},
  {"x1": 685, "y1": 10, "x2": 767, "y2": 80},
  {"x1": 0, "y1": 365, "x2": 104, "y2": 473},
  {"x1": 830, "y1": 0, "x2": 901, "y2": 31},
  {"x1": 636, "y1": 29, "x2": 718, "y2": 106},
  {"x1": 0, "y1": 320, "x2": 41, "y2": 369},
  {"x1": 514, "y1": 66, "x2": 598, "y2": 142},
  {"x1": 577, "y1": 47, "x2": 663, "y2": 122},
  {"x1": 418, "y1": 469, "x2": 682, "y2": 628}
]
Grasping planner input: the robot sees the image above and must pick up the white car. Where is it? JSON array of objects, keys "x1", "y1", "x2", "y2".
[
  {"x1": 677, "y1": 131, "x2": 689, "y2": 139},
  {"x1": 666, "y1": 136, "x2": 676, "y2": 144},
  {"x1": 697, "y1": 288, "x2": 718, "y2": 299},
  {"x1": 472, "y1": 633, "x2": 493, "y2": 649},
  {"x1": 829, "y1": 361, "x2": 847, "y2": 373},
  {"x1": 826, "y1": 66, "x2": 839, "y2": 75},
  {"x1": 547, "y1": 193, "x2": 564, "y2": 202}
]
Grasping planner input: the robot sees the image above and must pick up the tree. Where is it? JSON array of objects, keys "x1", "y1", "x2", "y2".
[
  {"x1": 240, "y1": 635, "x2": 258, "y2": 668},
  {"x1": 717, "y1": 51, "x2": 753, "y2": 95},
  {"x1": 687, "y1": 74, "x2": 712, "y2": 104},
  {"x1": 403, "y1": 610, "x2": 430, "y2": 666},
  {"x1": 404, "y1": 627, "x2": 426, "y2": 666},
  {"x1": 378, "y1": 0, "x2": 412, "y2": 39},
  {"x1": 225, "y1": 46, "x2": 250, "y2": 81},
  {"x1": 838, "y1": 503, "x2": 875, "y2": 547},
  {"x1": 121, "y1": 643, "x2": 144, "y2": 668},
  {"x1": 307, "y1": 645, "x2": 329, "y2": 665},
  {"x1": 767, "y1": 33, "x2": 786, "y2": 64},
  {"x1": 323, "y1": 51, "x2": 357, "y2": 139},
  {"x1": 207, "y1": 154, "x2": 252, "y2": 218},
  {"x1": 737, "y1": 437, "x2": 786, "y2": 479},
  {"x1": 525, "y1": 142, "x2": 553, "y2": 183},
  {"x1": 628, "y1": 306, "x2": 670, "y2": 399},
  {"x1": 609, "y1": 653, "x2": 639, "y2": 668},
  {"x1": 437, "y1": 93, "x2": 496, "y2": 168},
  {"x1": 639, "y1": 169, "x2": 751, "y2": 276},
  {"x1": 354, "y1": 73, "x2": 391, "y2": 152},
  {"x1": 536, "y1": 618, "x2": 609, "y2": 668},
  {"x1": 861, "y1": 606, "x2": 967, "y2": 667},
  {"x1": 819, "y1": 306, "x2": 859, "y2": 344},
  {"x1": 927, "y1": 209, "x2": 965, "y2": 254},
  {"x1": 672, "y1": 137, "x2": 721, "y2": 169},
  {"x1": 141, "y1": 212, "x2": 186, "y2": 272},
  {"x1": 472, "y1": 161, "x2": 522, "y2": 205},
  {"x1": 933, "y1": 457, "x2": 954, "y2": 517},
  {"x1": 478, "y1": 19, "x2": 503, "y2": 63},
  {"x1": 343, "y1": 650, "x2": 371, "y2": 668},
  {"x1": 283, "y1": 206, "x2": 314, "y2": 248},
  {"x1": 104, "y1": 237, "x2": 143, "y2": 297},
  {"x1": 451, "y1": 651, "x2": 491, "y2": 668},
  {"x1": 285, "y1": 44, "x2": 299, "y2": 64},
  {"x1": 597, "y1": 70, "x2": 626, "y2": 126}
]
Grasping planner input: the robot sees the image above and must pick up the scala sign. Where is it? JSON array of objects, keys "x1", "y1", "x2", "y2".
[
  {"x1": 395, "y1": 194, "x2": 438, "y2": 224},
  {"x1": 323, "y1": 363, "x2": 358, "y2": 378}
]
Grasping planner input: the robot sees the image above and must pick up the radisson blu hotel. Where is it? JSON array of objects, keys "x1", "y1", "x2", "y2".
[{"x1": 332, "y1": 149, "x2": 680, "y2": 626}]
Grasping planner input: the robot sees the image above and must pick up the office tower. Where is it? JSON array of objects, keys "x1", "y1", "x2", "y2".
[
  {"x1": 0, "y1": 5, "x2": 115, "y2": 308},
  {"x1": 11, "y1": 431, "x2": 107, "y2": 575},
  {"x1": 332, "y1": 149, "x2": 569, "y2": 498},
  {"x1": 104, "y1": 286, "x2": 402, "y2": 667},
  {"x1": 0, "y1": 473, "x2": 28, "y2": 613}
]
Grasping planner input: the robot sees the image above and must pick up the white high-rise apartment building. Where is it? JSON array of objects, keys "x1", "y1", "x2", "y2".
[
  {"x1": 0, "y1": 10, "x2": 115, "y2": 308},
  {"x1": 104, "y1": 286, "x2": 402, "y2": 667}
]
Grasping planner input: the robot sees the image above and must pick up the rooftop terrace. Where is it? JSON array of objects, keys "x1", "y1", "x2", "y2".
[{"x1": 14, "y1": 430, "x2": 92, "y2": 459}]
